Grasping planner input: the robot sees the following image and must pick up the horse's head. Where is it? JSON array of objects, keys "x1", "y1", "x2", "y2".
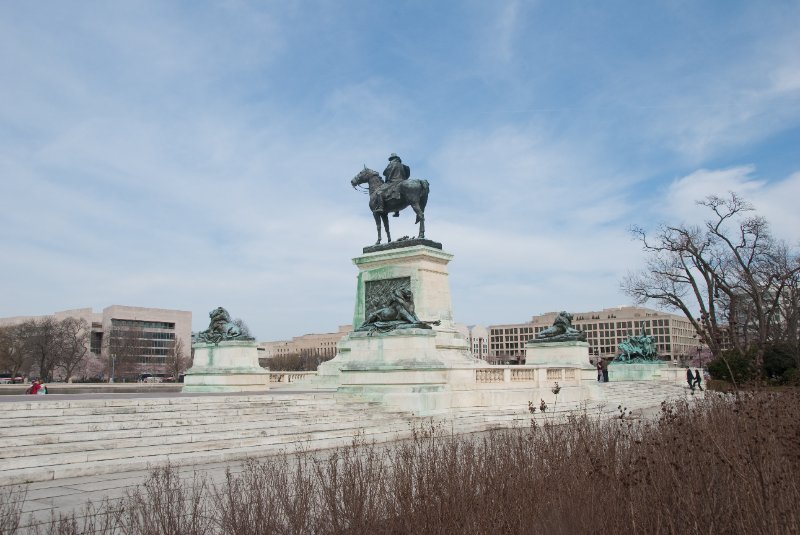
[{"x1": 351, "y1": 167, "x2": 380, "y2": 188}]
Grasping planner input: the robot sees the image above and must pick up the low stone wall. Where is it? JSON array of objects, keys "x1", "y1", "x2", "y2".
[{"x1": 0, "y1": 383, "x2": 182, "y2": 395}]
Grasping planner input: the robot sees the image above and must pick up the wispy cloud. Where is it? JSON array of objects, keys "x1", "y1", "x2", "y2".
[{"x1": 663, "y1": 166, "x2": 800, "y2": 243}]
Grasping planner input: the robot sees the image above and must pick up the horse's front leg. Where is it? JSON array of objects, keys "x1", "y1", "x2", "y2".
[
  {"x1": 382, "y1": 213, "x2": 391, "y2": 242},
  {"x1": 374, "y1": 213, "x2": 382, "y2": 245},
  {"x1": 412, "y1": 203, "x2": 425, "y2": 239}
]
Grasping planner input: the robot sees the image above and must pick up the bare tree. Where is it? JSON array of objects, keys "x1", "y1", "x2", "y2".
[
  {"x1": 18, "y1": 317, "x2": 62, "y2": 381},
  {"x1": 623, "y1": 192, "x2": 800, "y2": 376},
  {"x1": 165, "y1": 337, "x2": 189, "y2": 380},
  {"x1": 105, "y1": 326, "x2": 146, "y2": 381},
  {"x1": 0, "y1": 325, "x2": 31, "y2": 378},
  {"x1": 74, "y1": 352, "x2": 106, "y2": 382},
  {"x1": 55, "y1": 317, "x2": 90, "y2": 382}
]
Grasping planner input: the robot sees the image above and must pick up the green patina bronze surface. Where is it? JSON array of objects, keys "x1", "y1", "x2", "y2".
[
  {"x1": 355, "y1": 280, "x2": 439, "y2": 333},
  {"x1": 615, "y1": 329, "x2": 659, "y2": 363},
  {"x1": 351, "y1": 154, "x2": 430, "y2": 245},
  {"x1": 529, "y1": 311, "x2": 587, "y2": 343},
  {"x1": 195, "y1": 306, "x2": 254, "y2": 344}
]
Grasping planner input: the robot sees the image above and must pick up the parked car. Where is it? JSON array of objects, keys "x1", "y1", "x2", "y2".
[{"x1": 0, "y1": 375, "x2": 24, "y2": 384}]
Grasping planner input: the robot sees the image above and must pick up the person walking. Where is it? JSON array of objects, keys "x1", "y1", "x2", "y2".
[
  {"x1": 686, "y1": 368, "x2": 695, "y2": 391},
  {"x1": 693, "y1": 369, "x2": 703, "y2": 391},
  {"x1": 597, "y1": 360, "x2": 603, "y2": 382}
]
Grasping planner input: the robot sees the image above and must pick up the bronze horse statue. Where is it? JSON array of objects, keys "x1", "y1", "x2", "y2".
[{"x1": 351, "y1": 167, "x2": 429, "y2": 245}]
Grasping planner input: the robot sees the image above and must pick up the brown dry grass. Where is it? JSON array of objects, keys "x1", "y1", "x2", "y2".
[{"x1": 8, "y1": 391, "x2": 800, "y2": 534}]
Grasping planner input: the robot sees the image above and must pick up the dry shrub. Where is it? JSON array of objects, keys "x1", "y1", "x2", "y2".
[
  {"x1": 120, "y1": 464, "x2": 213, "y2": 535},
  {"x1": 214, "y1": 455, "x2": 316, "y2": 534},
  {"x1": 15, "y1": 391, "x2": 800, "y2": 534},
  {"x1": 0, "y1": 485, "x2": 26, "y2": 535},
  {"x1": 24, "y1": 500, "x2": 120, "y2": 535}
]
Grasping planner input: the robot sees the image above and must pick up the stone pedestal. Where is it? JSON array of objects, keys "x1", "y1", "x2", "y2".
[
  {"x1": 524, "y1": 340, "x2": 592, "y2": 368},
  {"x1": 607, "y1": 361, "x2": 669, "y2": 381},
  {"x1": 352, "y1": 243, "x2": 457, "y2": 329},
  {"x1": 314, "y1": 244, "x2": 481, "y2": 413},
  {"x1": 182, "y1": 340, "x2": 270, "y2": 393}
]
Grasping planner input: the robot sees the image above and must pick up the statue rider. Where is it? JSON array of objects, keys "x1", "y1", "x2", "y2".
[{"x1": 374, "y1": 153, "x2": 410, "y2": 217}]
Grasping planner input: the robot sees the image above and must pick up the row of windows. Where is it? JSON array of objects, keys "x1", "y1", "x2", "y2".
[
  {"x1": 110, "y1": 329, "x2": 175, "y2": 340},
  {"x1": 111, "y1": 319, "x2": 176, "y2": 330},
  {"x1": 139, "y1": 348, "x2": 170, "y2": 356},
  {"x1": 112, "y1": 348, "x2": 172, "y2": 357},
  {"x1": 136, "y1": 356, "x2": 168, "y2": 364}
]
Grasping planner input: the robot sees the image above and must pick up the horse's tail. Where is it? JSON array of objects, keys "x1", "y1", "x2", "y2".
[{"x1": 415, "y1": 180, "x2": 429, "y2": 224}]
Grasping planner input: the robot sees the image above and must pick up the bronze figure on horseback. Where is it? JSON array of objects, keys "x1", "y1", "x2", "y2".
[{"x1": 351, "y1": 154, "x2": 430, "y2": 245}]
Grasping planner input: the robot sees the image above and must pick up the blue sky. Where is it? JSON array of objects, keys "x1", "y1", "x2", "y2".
[{"x1": 1, "y1": 1, "x2": 799, "y2": 339}]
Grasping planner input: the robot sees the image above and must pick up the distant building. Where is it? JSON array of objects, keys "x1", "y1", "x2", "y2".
[
  {"x1": 258, "y1": 325, "x2": 352, "y2": 361},
  {"x1": 453, "y1": 323, "x2": 490, "y2": 360},
  {"x1": 0, "y1": 305, "x2": 192, "y2": 377},
  {"x1": 489, "y1": 306, "x2": 699, "y2": 363}
]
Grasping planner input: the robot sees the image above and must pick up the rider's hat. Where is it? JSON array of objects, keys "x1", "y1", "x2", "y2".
[{"x1": 388, "y1": 153, "x2": 400, "y2": 161}]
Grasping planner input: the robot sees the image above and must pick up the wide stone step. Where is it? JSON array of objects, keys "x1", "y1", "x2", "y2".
[
  {"x1": 3, "y1": 394, "x2": 331, "y2": 412},
  {"x1": 2, "y1": 396, "x2": 370, "y2": 422},
  {"x1": 2, "y1": 401, "x2": 411, "y2": 448},
  {"x1": 0, "y1": 411, "x2": 410, "y2": 459},
  {"x1": 1, "y1": 404, "x2": 376, "y2": 433},
  {"x1": 0, "y1": 414, "x2": 414, "y2": 472},
  {"x1": 0, "y1": 401, "x2": 390, "y2": 438},
  {"x1": 0, "y1": 413, "x2": 341, "y2": 448},
  {"x1": 0, "y1": 428, "x2": 415, "y2": 486}
]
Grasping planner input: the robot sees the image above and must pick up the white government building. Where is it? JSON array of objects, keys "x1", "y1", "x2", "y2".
[{"x1": 0, "y1": 305, "x2": 192, "y2": 378}]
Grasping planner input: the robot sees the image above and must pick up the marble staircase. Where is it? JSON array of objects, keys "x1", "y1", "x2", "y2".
[
  {"x1": 0, "y1": 393, "x2": 416, "y2": 486},
  {"x1": 0, "y1": 382, "x2": 698, "y2": 487}
]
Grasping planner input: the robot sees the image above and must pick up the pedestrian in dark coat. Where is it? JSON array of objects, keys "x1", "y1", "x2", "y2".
[
  {"x1": 694, "y1": 369, "x2": 703, "y2": 391},
  {"x1": 686, "y1": 368, "x2": 695, "y2": 390}
]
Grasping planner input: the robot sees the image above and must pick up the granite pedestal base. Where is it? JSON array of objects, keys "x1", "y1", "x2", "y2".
[
  {"x1": 316, "y1": 327, "x2": 480, "y2": 414},
  {"x1": 607, "y1": 361, "x2": 669, "y2": 381},
  {"x1": 524, "y1": 340, "x2": 592, "y2": 368},
  {"x1": 182, "y1": 340, "x2": 269, "y2": 393}
]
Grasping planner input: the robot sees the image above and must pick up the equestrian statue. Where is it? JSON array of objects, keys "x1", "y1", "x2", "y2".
[{"x1": 351, "y1": 153, "x2": 430, "y2": 245}]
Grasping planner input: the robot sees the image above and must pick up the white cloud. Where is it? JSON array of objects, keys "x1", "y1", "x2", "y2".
[{"x1": 663, "y1": 166, "x2": 800, "y2": 242}]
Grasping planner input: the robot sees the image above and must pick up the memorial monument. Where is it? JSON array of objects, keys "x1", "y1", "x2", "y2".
[
  {"x1": 609, "y1": 328, "x2": 668, "y2": 381},
  {"x1": 615, "y1": 329, "x2": 659, "y2": 362},
  {"x1": 314, "y1": 156, "x2": 483, "y2": 413},
  {"x1": 525, "y1": 311, "x2": 592, "y2": 368},
  {"x1": 303, "y1": 153, "x2": 684, "y2": 411},
  {"x1": 182, "y1": 307, "x2": 269, "y2": 392}
]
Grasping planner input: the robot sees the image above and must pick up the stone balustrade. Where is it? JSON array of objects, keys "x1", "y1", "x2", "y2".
[
  {"x1": 475, "y1": 368, "x2": 505, "y2": 383},
  {"x1": 511, "y1": 368, "x2": 535, "y2": 382},
  {"x1": 472, "y1": 366, "x2": 583, "y2": 387},
  {"x1": 267, "y1": 371, "x2": 317, "y2": 384}
]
